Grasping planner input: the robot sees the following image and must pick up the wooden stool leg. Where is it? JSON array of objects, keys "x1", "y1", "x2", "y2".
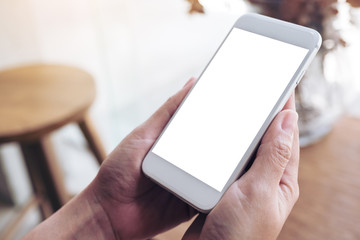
[
  {"x1": 78, "y1": 114, "x2": 106, "y2": 165},
  {"x1": 20, "y1": 137, "x2": 68, "y2": 219}
]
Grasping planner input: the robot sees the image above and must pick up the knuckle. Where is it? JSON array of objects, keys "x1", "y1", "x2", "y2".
[
  {"x1": 244, "y1": 176, "x2": 273, "y2": 198},
  {"x1": 270, "y1": 138, "x2": 292, "y2": 169},
  {"x1": 284, "y1": 182, "x2": 300, "y2": 204}
]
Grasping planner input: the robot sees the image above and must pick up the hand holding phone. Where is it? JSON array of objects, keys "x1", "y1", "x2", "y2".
[
  {"x1": 183, "y1": 94, "x2": 300, "y2": 240},
  {"x1": 23, "y1": 13, "x2": 317, "y2": 240},
  {"x1": 143, "y1": 13, "x2": 321, "y2": 212}
]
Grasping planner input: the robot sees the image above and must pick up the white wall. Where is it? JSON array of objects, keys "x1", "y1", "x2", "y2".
[{"x1": 0, "y1": 0, "x2": 241, "y2": 201}]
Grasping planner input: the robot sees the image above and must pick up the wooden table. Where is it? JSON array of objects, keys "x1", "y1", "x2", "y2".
[
  {"x1": 156, "y1": 116, "x2": 360, "y2": 239},
  {"x1": 278, "y1": 116, "x2": 360, "y2": 240}
]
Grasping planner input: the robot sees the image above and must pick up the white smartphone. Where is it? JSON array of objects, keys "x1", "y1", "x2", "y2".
[{"x1": 142, "y1": 13, "x2": 321, "y2": 213}]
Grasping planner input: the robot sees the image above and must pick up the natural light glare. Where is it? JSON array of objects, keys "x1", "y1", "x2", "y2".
[{"x1": 200, "y1": 0, "x2": 248, "y2": 13}]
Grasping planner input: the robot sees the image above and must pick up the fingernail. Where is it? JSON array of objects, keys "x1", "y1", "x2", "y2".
[{"x1": 281, "y1": 110, "x2": 298, "y2": 137}]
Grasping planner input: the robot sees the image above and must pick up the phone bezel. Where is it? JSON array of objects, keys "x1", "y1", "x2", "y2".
[{"x1": 142, "y1": 13, "x2": 321, "y2": 213}]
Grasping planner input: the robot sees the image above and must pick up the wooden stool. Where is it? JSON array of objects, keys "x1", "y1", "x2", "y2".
[{"x1": 0, "y1": 64, "x2": 106, "y2": 224}]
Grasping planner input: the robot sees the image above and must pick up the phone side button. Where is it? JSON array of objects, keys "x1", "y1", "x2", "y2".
[{"x1": 296, "y1": 70, "x2": 306, "y2": 85}]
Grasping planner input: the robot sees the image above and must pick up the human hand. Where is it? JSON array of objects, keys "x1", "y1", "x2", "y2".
[
  {"x1": 23, "y1": 79, "x2": 298, "y2": 240},
  {"x1": 88, "y1": 78, "x2": 198, "y2": 239},
  {"x1": 23, "y1": 79, "x2": 198, "y2": 240},
  {"x1": 183, "y1": 94, "x2": 300, "y2": 240}
]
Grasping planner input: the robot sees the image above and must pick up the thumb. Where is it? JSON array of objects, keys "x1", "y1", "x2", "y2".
[
  {"x1": 136, "y1": 77, "x2": 196, "y2": 140},
  {"x1": 249, "y1": 110, "x2": 298, "y2": 188}
]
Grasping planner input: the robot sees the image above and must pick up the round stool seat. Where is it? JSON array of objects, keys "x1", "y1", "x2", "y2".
[
  {"x1": 0, "y1": 64, "x2": 106, "y2": 227},
  {"x1": 0, "y1": 64, "x2": 95, "y2": 143}
]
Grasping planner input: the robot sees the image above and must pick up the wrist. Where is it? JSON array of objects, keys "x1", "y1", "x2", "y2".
[
  {"x1": 79, "y1": 184, "x2": 116, "y2": 239},
  {"x1": 24, "y1": 184, "x2": 115, "y2": 240}
]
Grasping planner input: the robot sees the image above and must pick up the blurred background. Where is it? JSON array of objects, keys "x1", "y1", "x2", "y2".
[{"x1": 0, "y1": 0, "x2": 359, "y2": 239}]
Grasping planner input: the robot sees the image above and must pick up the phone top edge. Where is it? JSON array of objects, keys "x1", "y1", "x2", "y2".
[
  {"x1": 313, "y1": 29, "x2": 323, "y2": 49},
  {"x1": 235, "y1": 13, "x2": 322, "y2": 50},
  {"x1": 237, "y1": 12, "x2": 318, "y2": 33}
]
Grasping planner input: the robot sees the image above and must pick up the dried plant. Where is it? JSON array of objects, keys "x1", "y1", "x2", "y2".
[
  {"x1": 246, "y1": 0, "x2": 360, "y2": 141},
  {"x1": 248, "y1": 0, "x2": 360, "y2": 49},
  {"x1": 187, "y1": 0, "x2": 205, "y2": 13},
  {"x1": 187, "y1": 0, "x2": 360, "y2": 49}
]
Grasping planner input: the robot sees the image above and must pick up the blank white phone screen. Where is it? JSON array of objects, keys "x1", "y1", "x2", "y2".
[{"x1": 152, "y1": 28, "x2": 308, "y2": 192}]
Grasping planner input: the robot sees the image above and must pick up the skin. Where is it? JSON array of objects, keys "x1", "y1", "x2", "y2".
[
  {"x1": 184, "y1": 93, "x2": 299, "y2": 240},
  {"x1": 24, "y1": 77, "x2": 299, "y2": 240}
]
